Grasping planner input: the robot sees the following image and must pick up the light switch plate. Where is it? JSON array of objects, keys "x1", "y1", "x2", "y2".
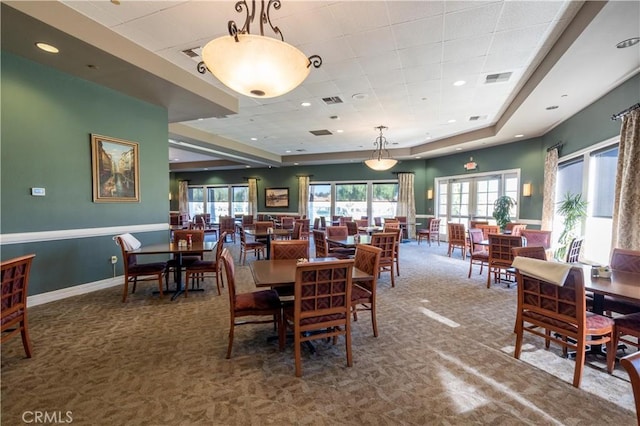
[{"x1": 31, "y1": 187, "x2": 45, "y2": 196}]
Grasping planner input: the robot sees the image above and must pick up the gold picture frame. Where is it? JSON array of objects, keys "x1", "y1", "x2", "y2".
[
  {"x1": 91, "y1": 134, "x2": 140, "y2": 202},
  {"x1": 265, "y1": 187, "x2": 289, "y2": 208}
]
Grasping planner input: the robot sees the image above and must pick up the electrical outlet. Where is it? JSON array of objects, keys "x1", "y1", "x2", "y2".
[{"x1": 110, "y1": 256, "x2": 118, "y2": 264}]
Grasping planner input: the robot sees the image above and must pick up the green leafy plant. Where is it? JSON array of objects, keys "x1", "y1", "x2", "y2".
[
  {"x1": 555, "y1": 192, "x2": 587, "y2": 260},
  {"x1": 492, "y1": 195, "x2": 516, "y2": 231}
]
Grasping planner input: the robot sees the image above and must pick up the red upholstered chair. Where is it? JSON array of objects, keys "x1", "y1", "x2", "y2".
[
  {"x1": 468, "y1": 228, "x2": 489, "y2": 278},
  {"x1": 511, "y1": 246, "x2": 547, "y2": 261},
  {"x1": 313, "y1": 230, "x2": 329, "y2": 258},
  {"x1": 220, "y1": 248, "x2": 284, "y2": 359},
  {"x1": 513, "y1": 264, "x2": 615, "y2": 387},
  {"x1": 115, "y1": 236, "x2": 166, "y2": 302},
  {"x1": 351, "y1": 244, "x2": 382, "y2": 337},
  {"x1": 345, "y1": 221, "x2": 358, "y2": 236},
  {"x1": 509, "y1": 224, "x2": 527, "y2": 237},
  {"x1": 521, "y1": 229, "x2": 552, "y2": 259},
  {"x1": 283, "y1": 258, "x2": 354, "y2": 377},
  {"x1": 612, "y1": 312, "x2": 640, "y2": 357},
  {"x1": 1, "y1": 254, "x2": 36, "y2": 358},
  {"x1": 621, "y1": 352, "x2": 640, "y2": 425},
  {"x1": 296, "y1": 219, "x2": 310, "y2": 239},
  {"x1": 219, "y1": 216, "x2": 237, "y2": 244}
]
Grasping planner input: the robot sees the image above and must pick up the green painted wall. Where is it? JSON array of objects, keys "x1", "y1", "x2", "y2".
[{"x1": 1, "y1": 51, "x2": 169, "y2": 295}]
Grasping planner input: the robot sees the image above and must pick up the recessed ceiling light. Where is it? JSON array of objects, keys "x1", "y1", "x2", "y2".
[
  {"x1": 336, "y1": 129, "x2": 344, "y2": 133},
  {"x1": 514, "y1": 134, "x2": 524, "y2": 138},
  {"x1": 617, "y1": 37, "x2": 640, "y2": 49},
  {"x1": 293, "y1": 162, "x2": 299, "y2": 165},
  {"x1": 455, "y1": 148, "x2": 462, "y2": 151},
  {"x1": 198, "y1": 118, "x2": 204, "y2": 121},
  {"x1": 245, "y1": 165, "x2": 251, "y2": 168},
  {"x1": 250, "y1": 137, "x2": 258, "y2": 141},
  {"x1": 204, "y1": 168, "x2": 209, "y2": 170},
  {"x1": 546, "y1": 105, "x2": 559, "y2": 110},
  {"x1": 415, "y1": 156, "x2": 421, "y2": 159},
  {"x1": 352, "y1": 93, "x2": 368, "y2": 100},
  {"x1": 453, "y1": 80, "x2": 466, "y2": 86},
  {"x1": 173, "y1": 158, "x2": 180, "y2": 161},
  {"x1": 301, "y1": 102, "x2": 311, "y2": 107},
  {"x1": 35, "y1": 42, "x2": 59, "y2": 54},
  {"x1": 448, "y1": 119, "x2": 456, "y2": 123},
  {"x1": 285, "y1": 150, "x2": 291, "y2": 153}
]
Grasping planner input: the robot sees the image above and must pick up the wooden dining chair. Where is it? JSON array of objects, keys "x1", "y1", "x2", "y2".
[
  {"x1": 486, "y1": 234, "x2": 523, "y2": 288},
  {"x1": 219, "y1": 216, "x2": 237, "y2": 244},
  {"x1": 468, "y1": 228, "x2": 489, "y2": 278},
  {"x1": 313, "y1": 230, "x2": 329, "y2": 258},
  {"x1": 513, "y1": 263, "x2": 615, "y2": 387},
  {"x1": 351, "y1": 244, "x2": 382, "y2": 337},
  {"x1": 184, "y1": 232, "x2": 226, "y2": 296},
  {"x1": 476, "y1": 224, "x2": 500, "y2": 240},
  {"x1": 620, "y1": 351, "x2": 640, "y2": 425},
  {"x1": 270, "y1": 239, "x2": 309, "y2": 260},
  {"x1": 383, "y1": 226, "x2": 402, "y2": 276},
  {"x1": 447, "y1": 222, "x2": 467, "y2": 259},
  {"x1": 521, "y1": 229, "x2": 552, "y2": 259},
  {"x1": 1, "y1": 254, "x2": 36, "y2": 358},
  {"x1": 282, "y1": 258, "x2": 354, "y2": 377},
  {"x1": 511, "y1": 246, "x2": 547, "y2": 260},
  {"x1": 469, "y1": 220, "x2": 489, "y2": 229},
  {"x1": 418, "y1": 218, "x2": 441, "y2": 246},
  {"x1": 238, "y1": 226, "x2": 266, "y2": 265},
  {"x1": 220, "y1": 248, "x2": 284, "y2": 359},
  {"x1": 370, "y1": 232, "x2": 397, "y2": 288},
  {"x1": 565, "y1": 237, "x2": 584, "y2": 263},
  {"x1": 604, "y1": 248, "x2": 640, "y2": 315},
  {"x1": 115, "y1": 236, "x2": 166, "y2": 302},
  {"x1": 168, "y1": 229, "x2": 205, "y2": 282},
  {"x1": 291, "y1": 221, "x2": 303, "y2": 240}
]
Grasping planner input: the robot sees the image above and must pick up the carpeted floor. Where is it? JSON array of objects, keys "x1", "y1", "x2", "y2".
[{"x1": 1, "y1": 238, "x2": 636, "y2": 425}]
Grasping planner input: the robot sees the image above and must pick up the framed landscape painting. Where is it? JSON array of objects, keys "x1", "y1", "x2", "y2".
[
  {"x1": 91, "y1": 134, "x2": 140, "y2": 202},
  {"x1": 265, "y1": 187, "x2": 289, "y2": 208}
]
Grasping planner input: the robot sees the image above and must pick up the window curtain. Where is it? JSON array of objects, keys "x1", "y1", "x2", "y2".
[
  {"x1": 178, "y1": 180, "x2": 189, "y2": 219},
  {"x1": 248, "y1": 178, "x2": 258, "y2": 219},
  {"x1": 541, "y1": 148, "x2": 558, "y2": 231},
  {"x1": 396, "y1": 173, "x2": 416, "y2": 238},
  {"x1": 298, "y1": 176, "x2": 309, "y2": 218},
  {"x1": 612, "y1": 108, "x2": 640, "y2": 250}
]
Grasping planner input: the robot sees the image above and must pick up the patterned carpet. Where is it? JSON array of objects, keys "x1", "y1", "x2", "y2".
[{"x1": 1, "y1": 239, "x2": 636, "y2": 425}]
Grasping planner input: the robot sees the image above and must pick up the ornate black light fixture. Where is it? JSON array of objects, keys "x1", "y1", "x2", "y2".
[
  {"x1": 364, "y1": 126, "x2": 397, "y2": 171},
  {"x1": 198, "y1": 0, "x2": 322, "y2": 98}
]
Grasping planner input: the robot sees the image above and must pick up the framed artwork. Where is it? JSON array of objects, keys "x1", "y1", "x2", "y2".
[
  {"x1": 91, "y1": 134, "x2": 140, "y2": 202},
  {"x1": 265, "y1": 187, "x2": 289, "y2": 208}
]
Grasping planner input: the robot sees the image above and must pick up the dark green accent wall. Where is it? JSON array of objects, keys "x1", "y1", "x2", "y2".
[{"x1": 1, "y1": 51, "x2": 170, "y2": 295}]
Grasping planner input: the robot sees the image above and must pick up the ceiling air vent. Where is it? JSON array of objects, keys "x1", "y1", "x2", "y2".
[
  {"x1": 469, "y1": 115, "x2": 488, "y2": 121},
  {"x1": 485, "y1": 72, "x2": 512, "y2": 84},
  {"x1": 181, "y1": 47, "x2": 200, "y2": 58},
  {"x1": 309, "y1": 129, "x2": 333, "y2": 136},
  {"x1": 322, "y1": 96, "x2": 343, "y2": 105}
]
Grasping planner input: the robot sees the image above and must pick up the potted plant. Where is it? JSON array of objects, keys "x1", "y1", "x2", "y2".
[
  {"x1": 492, "y1": 195, "x2": 516, "y2": 232},
  {"x1": 555, "y1": 192, "x2": 587, "y2": 261}
]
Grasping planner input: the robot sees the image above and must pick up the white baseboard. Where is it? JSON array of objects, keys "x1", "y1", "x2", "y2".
[{"x1": 27, "y1": 276, "x2": 122, "y2": 307}]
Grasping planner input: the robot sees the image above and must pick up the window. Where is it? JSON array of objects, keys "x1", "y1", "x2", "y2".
[
  {"x1": 335, "y1": 183, "x2": 367, "y2": 218},
  {"x1": 232, "y1": 186, "x2": 249, "y2": 216},
  {"x1": 371, "y1": 183, "x2": 398, "y2": 219},
  {"x1": 307, "y1": 181, "x2": 398, "y2": 222},
  {"x1": 208, "y1": 187, "x2": 229, "y2": 221},
  {"x1": 435, "y1": 170, "x2": 520, "y2": 232},
  {"x1": 555, "y1": 139, "x2": 618, "y2": 264},
  {"x1": 309, "y1": 184, "x2": 331, "y2": 223},
  {"x1": 187, "y1": 184, "x2": 248, "y2": 222}
]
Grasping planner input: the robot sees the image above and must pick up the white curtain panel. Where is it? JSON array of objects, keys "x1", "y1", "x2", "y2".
[
  {"x1": 396, "y1": 173, "x2": 416, "y2": 238},
  {"x1": 248, "y1": 178, "x2": 258, "y2": 219},
  {"x1": 612, "y1": 108, "x2": 640, "y2": 250},
  {"x1": 298, "y1": 176, "x2": 309, "y2": 218},
  {"x1": 541, "y1": 148, "x2": 558, "y2": 231},
  {"x1": 178, "y1": 180, "x2": 189, "y2": 218}
]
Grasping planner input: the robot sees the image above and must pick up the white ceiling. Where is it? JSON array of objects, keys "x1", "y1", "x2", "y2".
[{"x1": 4, "y1": 1, "x2": 640, "y2": 171}]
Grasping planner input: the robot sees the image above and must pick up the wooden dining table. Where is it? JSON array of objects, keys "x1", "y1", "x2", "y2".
[
  {"x1": 580, "y1": 264, "x2": 640, "y2": 314},
  {"x1": 251, "y1": 258, "x2": 373, "y2": 288},
  {"x1": 131, "y1": 241, "x2": 215, "y2": 300},
  {"x1": 244, "y1": 228, "x2": 292, "y2": 259},
  {"x1": 325, "y1": 235, "x2": 372, "y2": 249}
]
